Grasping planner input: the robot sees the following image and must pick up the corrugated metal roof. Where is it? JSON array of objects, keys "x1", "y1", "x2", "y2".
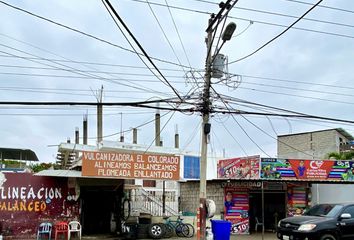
[{"x1": 34, "y1": 169, "x2": 82, "y2": 177}]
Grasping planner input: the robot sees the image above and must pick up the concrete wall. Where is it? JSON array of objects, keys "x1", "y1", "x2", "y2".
[
  {"x1": 180, "y1": 181, "x2": 224, "y2": 215},
  {"x1": 312, "y1": 184, "x2": 354, "y2": 204},
  {"x1": 277, "y1": 129, "x2": 347, "y2": 159}
]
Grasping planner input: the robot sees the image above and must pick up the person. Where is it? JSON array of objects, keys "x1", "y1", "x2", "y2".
[
  {"x1": 297, "y1": 160, "x2": 306, "y2": 178},
  {"x1": 224, "y1": 191, "x2": 234, "y2": 213}
]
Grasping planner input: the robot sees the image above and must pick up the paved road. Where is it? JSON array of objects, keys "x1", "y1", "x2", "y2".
[{"x1": 81, "y1": 232, "x2": 278, "y2": 240}]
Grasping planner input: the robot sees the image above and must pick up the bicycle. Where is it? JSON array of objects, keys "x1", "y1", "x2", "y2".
[{"x1": 162, "y1": 215, "x2": 195, "y2": 238}]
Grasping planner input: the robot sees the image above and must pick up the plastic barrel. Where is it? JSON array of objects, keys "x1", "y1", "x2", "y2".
[{"x1": 211, "y1": 220, "x2": 231, "y2": 240}]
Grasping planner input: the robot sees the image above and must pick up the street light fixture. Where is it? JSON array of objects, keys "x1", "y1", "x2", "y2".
[{"x1": 222, "y1": 22, "x2": 237, "y2": 41}]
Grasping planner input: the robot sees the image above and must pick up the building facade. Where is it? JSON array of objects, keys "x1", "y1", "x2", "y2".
[
  {"x1": 277, "y1": 128, "x2": 353, "y2": 159},
  {"x1": 277, "y1": 128, "x2": 354, "y2": 205}
]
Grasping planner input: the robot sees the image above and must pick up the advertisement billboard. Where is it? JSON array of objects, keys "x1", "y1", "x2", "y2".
[
  {"x1": 0, "y1": 172, "x2": 79, "y2": 236},
  {"x1": 217, "y1": 155, "x2": 260, "y2": 179},
  {"x1": 261, "y1": 158, "x2": 354, "y2": 181},
  {"x1": 224, "y1": 188, "x2": 249, "y2": 234},
  {"x1": 82, "y1": 151, "x2": 180, "y2": 180}
]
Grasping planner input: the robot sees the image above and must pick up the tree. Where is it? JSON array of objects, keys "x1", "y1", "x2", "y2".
[
  {"x1": 29, "y1": 162, "x2": 59, "y2": 173},
  {"x1": 326, "y1": 151, "x2": 354, "y2": 160}
]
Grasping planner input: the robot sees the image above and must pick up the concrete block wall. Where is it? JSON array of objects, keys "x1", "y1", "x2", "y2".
[
  {"x1": 278, "y1": 129, "x2": 343, "y2": 159},
  {"x1": 180, "y1": 181, "x2": 224, "y2": 215}
]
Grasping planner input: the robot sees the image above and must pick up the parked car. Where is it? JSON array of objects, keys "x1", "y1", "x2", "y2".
[{"x1": 277, "y1": 203, "x2": 354, "y2": 240}]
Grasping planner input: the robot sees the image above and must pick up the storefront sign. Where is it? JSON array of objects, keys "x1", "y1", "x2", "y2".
[
  {"x1": 82, "y1": 151, "x2": 180, "y2": 180},
  {"x1": 221, "y1": 181, "x2": 262, "y2": 188},
  {"x1": 261, "y1": 158, "x2": 354, "y2": 181},
  {"x1": 328, "y1": 160, "x2": 354, "y2": 180},
  {"x1": 224, "y1": 188, "x2": 249, "y2": 234},
  {"x1": 218, "y1": 156, "x2": 260, "y2": 179},
  {"x1": 0, "y1": 172, "x2": 79, "y2": 236}
]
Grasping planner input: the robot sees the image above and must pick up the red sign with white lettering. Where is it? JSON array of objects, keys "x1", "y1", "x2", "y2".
[{"x1": 0, "y1": 172, "x2": 79, "y2": 237}]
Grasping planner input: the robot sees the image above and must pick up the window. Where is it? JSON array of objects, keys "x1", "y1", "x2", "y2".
[
  {"x1": 343, "y1": 206, "x2": 354, "y2": 218},
  {"x1": 143, "y1": 180, "x2": 156, "y2": 187}
]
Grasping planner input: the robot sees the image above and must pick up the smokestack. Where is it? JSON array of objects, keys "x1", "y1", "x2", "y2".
[
  {"x1": 97, "y1": 104, "x2": 103, "y2": 143},
  {"x1": 119, "y1": 113, "x2": 124, "y2": 142},
  {"x1": 175, "y1": 125, "x2": 179, "y2": 148},
  {"x1": 83, "y1": 114, "x2": 88, "y2": 145},
  {"x1": 160, "y1": 138, "x2": 163, "y2": 147},
  {"x1": 97, "y1": 86, "x2": 103, "y2": 143},
  {"x1": 155, "y1": 112, "x2": 161, "y2": 147},
  {"x1": 75, "y1": 127, "x2": 79, "y2": 144},
  {"x1": 67, "y1": 138, "x2": 71, "y2": 143},
  {"x1": 133, "y1": 128, "x2": 137, "y2": 144}
]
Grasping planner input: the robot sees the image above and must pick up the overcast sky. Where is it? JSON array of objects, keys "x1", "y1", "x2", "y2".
[{"x1": 0, "y1": 0, "x2": 353, "y2": 163}]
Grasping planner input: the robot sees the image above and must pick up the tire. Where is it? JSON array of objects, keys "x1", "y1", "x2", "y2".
[
  {"x1": 184, "y1": 223, "x2": 195, "y2": 238},
  {"x1": 320, "y1": 234, "x2": 337, "y2": 240},
  {"x1": 175, "y1": 223, "x2": 189, "y2": 237},
  {"x1": 163, "y1": 224, "x2": 174, "y2": 238},
  {"x1": 122, "y1": 199, "x2": 131, "y2": 221},
  {"x1": 148, "y1": 223, "x2": 165, "y2": 239}
]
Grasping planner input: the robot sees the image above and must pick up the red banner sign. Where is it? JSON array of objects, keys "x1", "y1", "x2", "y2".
[
  {"x1": 82, "y1": 151, "x2": 180, "y2": 180},
  {"x1": 0, "y1": 172, "x2": 79, "y2": 236}
]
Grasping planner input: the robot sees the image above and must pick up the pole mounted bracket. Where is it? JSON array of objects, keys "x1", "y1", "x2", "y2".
[{"x1": 204, "y1": 123, "x2": 211, "y2": 135}]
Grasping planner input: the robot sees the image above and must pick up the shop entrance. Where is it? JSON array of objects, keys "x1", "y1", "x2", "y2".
[
  {"x1": 249, "y1": 191, "x2": 286, "y2": 232},
  {"x1": 80, "y1": 186, "x2": 123, "y2": 235}
]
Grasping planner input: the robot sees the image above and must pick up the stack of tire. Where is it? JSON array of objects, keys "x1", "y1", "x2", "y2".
[
  {"x1": 148, "y1": 223, "x2": 194, "y2": 239},
  {"x1": 136, "y1": 214, "x2": 152, "y2": 239}
]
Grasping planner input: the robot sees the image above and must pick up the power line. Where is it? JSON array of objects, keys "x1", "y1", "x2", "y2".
[
  {"x1": 214, "y1": 87, "x2": 351, "y2": 157},
  {"x1": 233, "y1": 73, "x2": 354, "y2": 91},
  {"x1": 0, "y1": 47, "x2": 173, "y2": 96},
  {"x1": 0, "y1": 99, "x2": 199, "y2": 114},
  {"x1": 102, "y1": 0, "x2": 183, "y2": 101},
  {"x1": 0, "y1": 71, "x2": 189, "y2": 83},
  {"x1": 0, "y1": 64, "x2": 194, "y2": 79},
  {"x1": 236, "y1": 86, "x2": 354, "y2": 106},
  {"x1": 146, "y1": 0, "x2": 187, "y2": 73},
  {"x1": 228, "y1": 0, "x2": 323, "y2": 64},
  {"x1": 219, "y1": 95, "x2": 354, "y2": 124},
  {"x1": 0, "y1": 86, "x2": 182, "y2": 97},
  {"x1": 239, "y1": 113, "x2": 319, "y2": 158},
  {"x1": 209, "y1": 84, "x2": 272, "y2": 157},
  {"x1": 217, "y1": 115, "x2": 248, "y2": 156},
  {"x1": 191, "y1": 0, "x2": 354, "y2": 29},
  {"x1": 214, "y1": 109, "x2": 354, "y2": 125},
  {"x1": 125, "y1": 0, "x2": 354, "y2": 40},
  {"x1": 165, "y1": 0, "x2": 193, "y2": 68},
  {"x1": 0, "y1": 0, "x2": 191, "y2": 69},
  {"x1": 0, "y1": 53, "x2": 189, "y2": 72},
  {"x1": 282, "y1": 0, "x2": 354, "y2": 15},
  {"x1": 225, "y1": 102, "x2": 324, "y2": 158},
  {"x1": 239, "y1": 81, "x2": 354, "y2": 98}
]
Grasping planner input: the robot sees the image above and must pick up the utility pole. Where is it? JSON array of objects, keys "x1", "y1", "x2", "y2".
[{"x1": 198, "y1": 15, "x2": 214, "y2": 240}]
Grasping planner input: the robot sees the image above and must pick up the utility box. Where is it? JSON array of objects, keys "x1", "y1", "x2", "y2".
[{"x1": 212, "y1": 54, "x2": 226, "y2": 79}]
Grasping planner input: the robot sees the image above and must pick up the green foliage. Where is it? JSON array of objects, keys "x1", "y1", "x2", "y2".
[
  {"x1": 29, "y1": 162, "x2": 59, "y2": 173},
  {"x1": 326, "y1": 151, "x2": 354, "y2": 160}
]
